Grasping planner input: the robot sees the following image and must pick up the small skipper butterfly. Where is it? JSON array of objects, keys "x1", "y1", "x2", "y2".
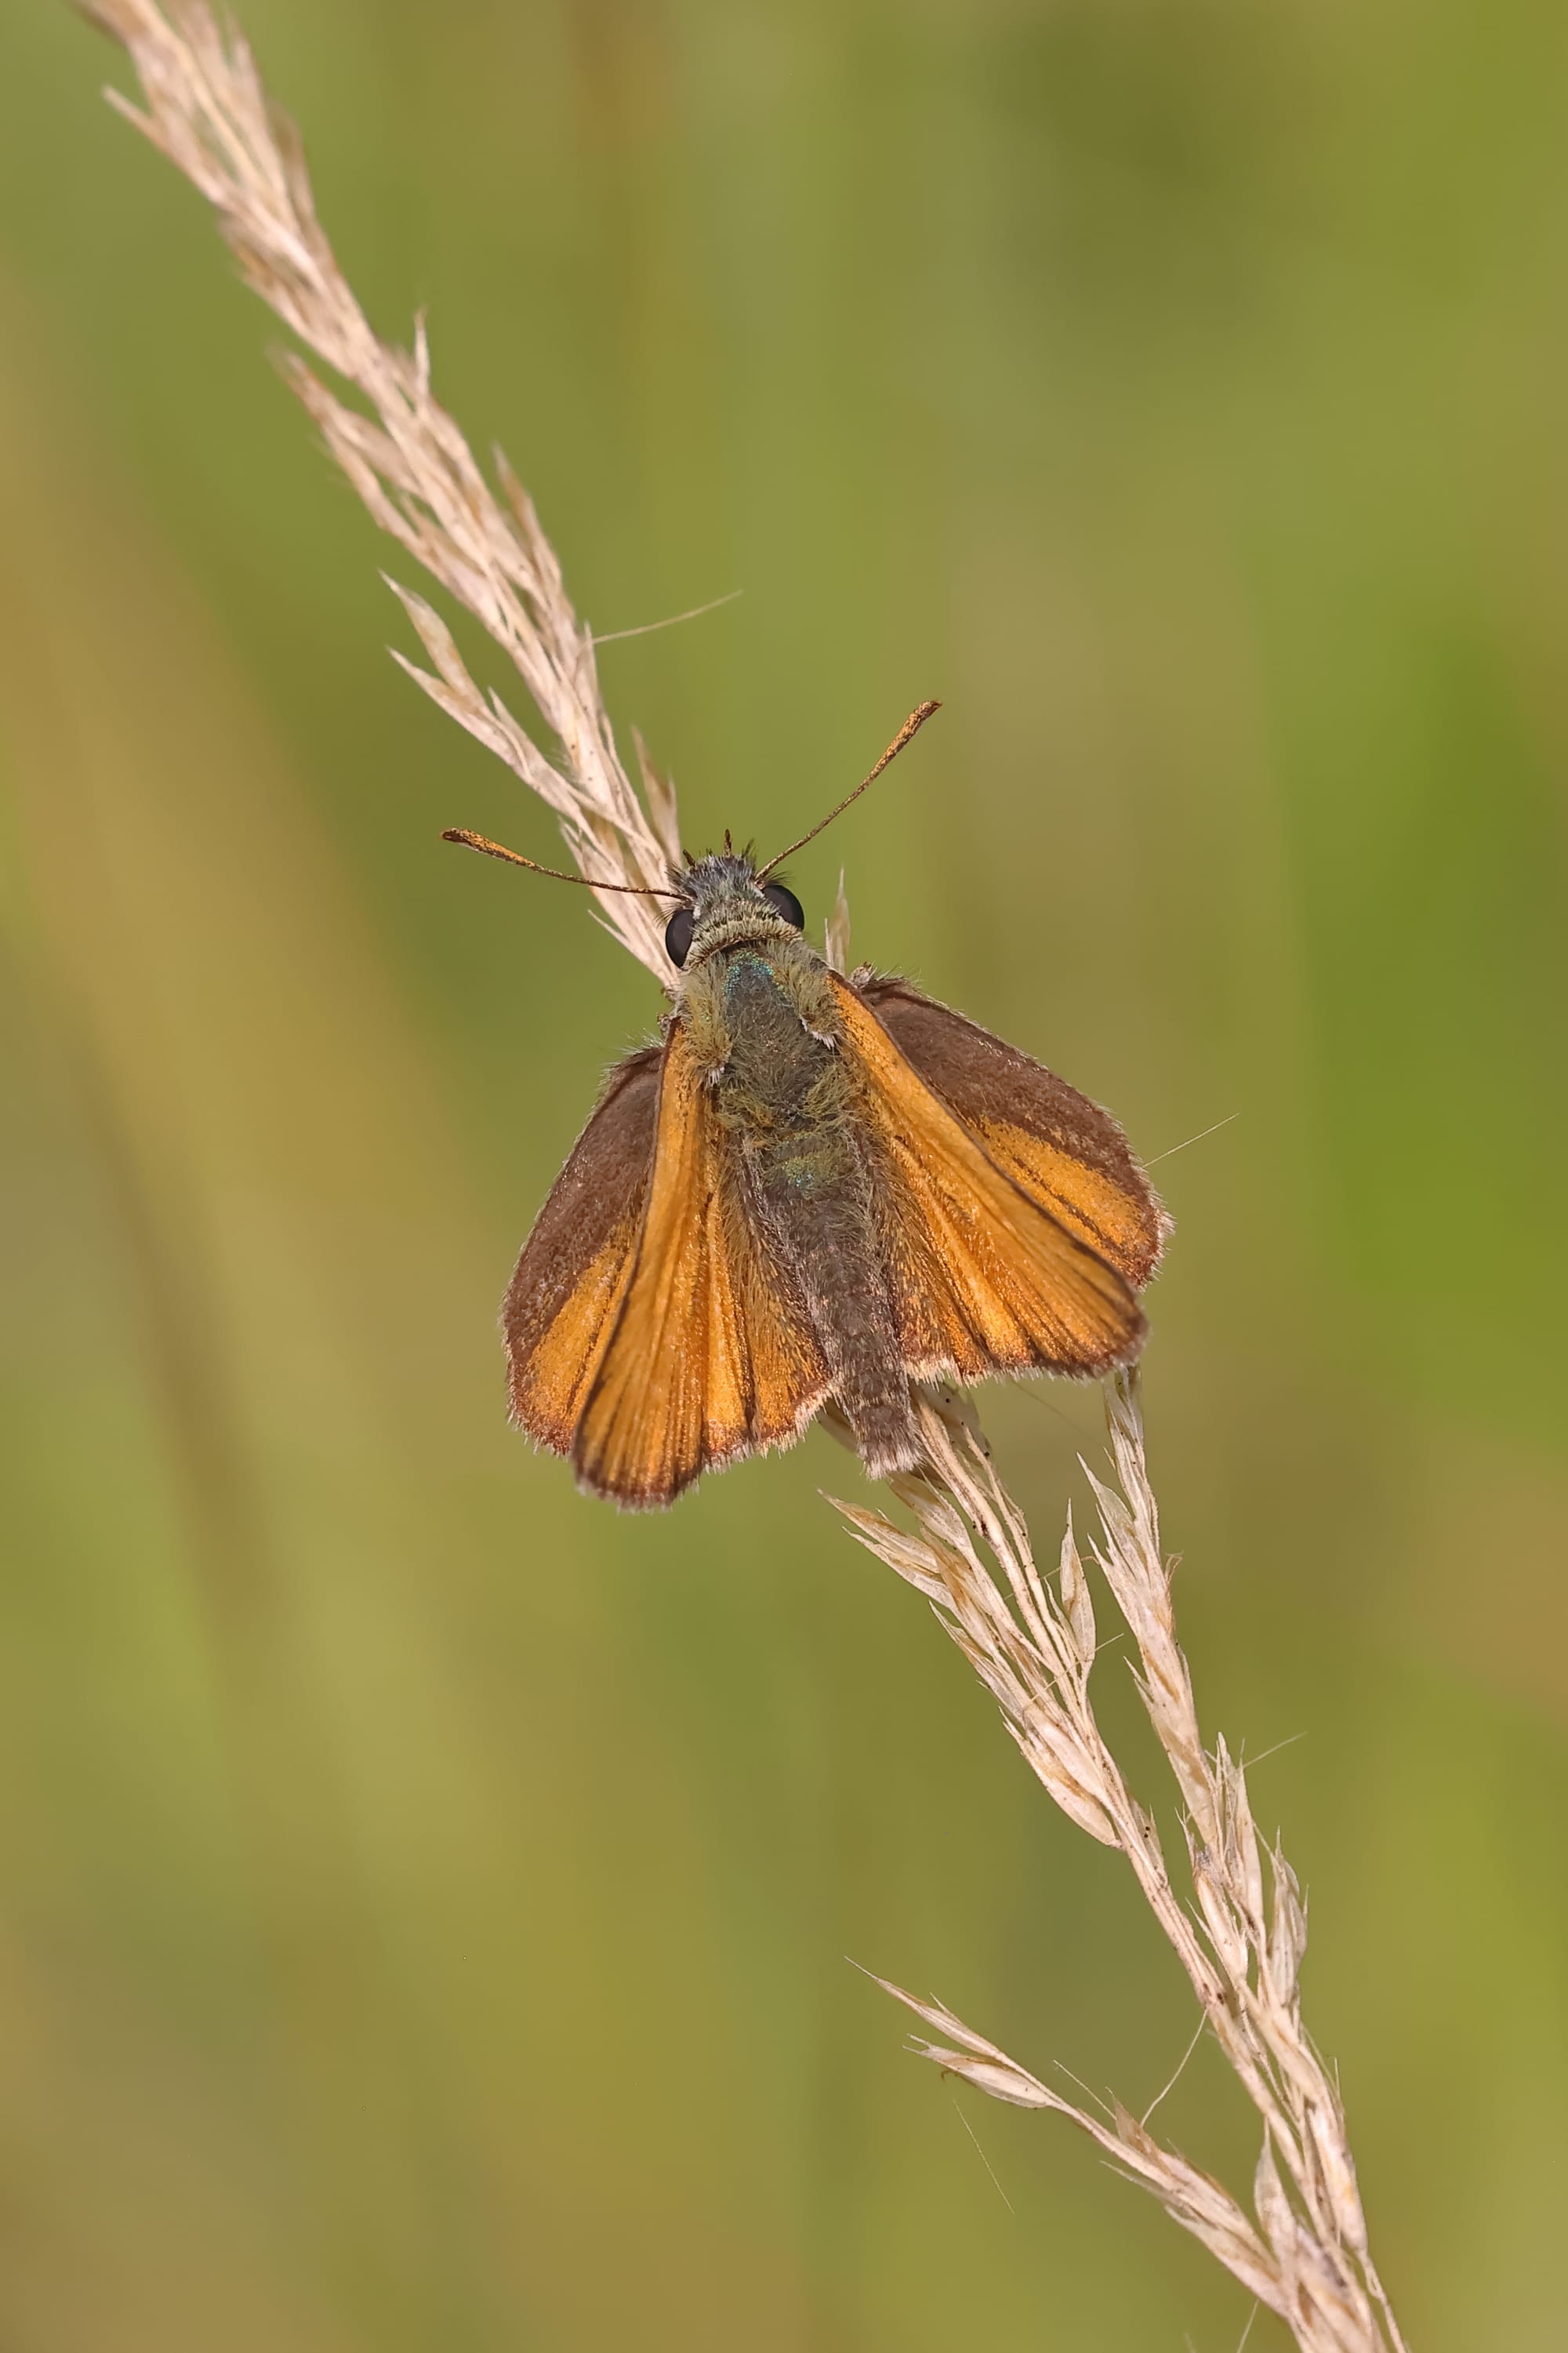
[{"x1": 445, "y1": 704, "x2": 1168, "y2": 1507}]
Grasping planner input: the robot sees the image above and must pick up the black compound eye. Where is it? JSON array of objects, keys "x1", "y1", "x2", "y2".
[
  {"x1": 664, "y1": 905, "x2": 695, "y2": 968},
  {"x1": 761, "y1": 881, "x2": 805, "y2": 931}
]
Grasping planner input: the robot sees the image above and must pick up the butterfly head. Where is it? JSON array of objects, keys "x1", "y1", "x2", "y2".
[
  {"x1": 662, "y1": 852, "x2": 806, "y2": 972},
  {"x1": 444, "y1": 703, "x2": 939, "y2": 983}
]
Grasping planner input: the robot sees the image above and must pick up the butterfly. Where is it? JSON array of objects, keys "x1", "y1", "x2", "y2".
[{"x1": 446, "y1": 705, "x2": 1169, "y2": 1508}]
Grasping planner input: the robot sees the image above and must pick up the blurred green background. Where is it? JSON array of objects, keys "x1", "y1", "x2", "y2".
[{"x1": 2, "y1": 2, "x2": 1566, "y2": 2347}]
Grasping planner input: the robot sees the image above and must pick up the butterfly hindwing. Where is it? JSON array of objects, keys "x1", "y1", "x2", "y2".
[
  {"x1": 572, "y1": 1023, "x2": 831, "y2": 1507},
  {"x1": 504, "y1": 1046, "x2": 662, "y2": 1452},
  {"x1": 829, "y1": 973, "x2": 1149, "y2": 1380},
  {"x1": 855, "y1": 973, "x2": 1169, "y2": 1287}
]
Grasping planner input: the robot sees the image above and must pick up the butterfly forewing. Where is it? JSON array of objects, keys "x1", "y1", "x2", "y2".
[
  {"x1": 855, "y1": 975, "x2": 1169, "y2": 1287},
  {"x1": 572, "y1": 1025, "x2": 831, "y2": 1507},
  {"x1": 831, "y1": 975, "x2": 1148, "y2": 1379}
]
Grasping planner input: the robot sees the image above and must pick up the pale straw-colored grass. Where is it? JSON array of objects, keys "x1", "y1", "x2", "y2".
[
  {"x1": 837, "y1": 1384, "x2": 1408, "y2": 2352},
  {"x1": 82, "y1": 8, "x2": 1410, "y2": 2346},
  {"x1": 78, "y1": 0, "x2": 676, "y2": 981}
]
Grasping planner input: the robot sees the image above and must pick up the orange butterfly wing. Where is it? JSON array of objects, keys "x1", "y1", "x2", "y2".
[
  {"x1": 504, "y1": 1047, "x2": 662, "y2": 1451},
  {"x1": 572, "y1": 1023, "x2": 831, "y2": 1508},
  {"x1": 829, "y1": 974, "x2": 1149, "y2": 1381},
  {"x1": 855, "y1": 974, "x2": 1170, "y2": 1288}
]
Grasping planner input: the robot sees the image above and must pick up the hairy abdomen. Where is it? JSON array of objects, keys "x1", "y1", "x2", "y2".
[{"x1": 713, "y1": 957, "x2": 920, "y2": 1476}]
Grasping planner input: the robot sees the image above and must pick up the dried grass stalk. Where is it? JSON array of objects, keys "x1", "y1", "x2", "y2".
[
  {"x1": 81, "y1": 0, "x2": 675, "y2": 979},
  {"x1": 84, "y1": 9, "x2": 1410, "y2": 2347},
  {"x1": 837, "y1": 1383, "x2": 1408, "y2": 2352}
]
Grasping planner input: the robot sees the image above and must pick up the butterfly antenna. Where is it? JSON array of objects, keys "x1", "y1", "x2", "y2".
[
  {"x1": 756, "y1": 700, "x2": 942, "y2": 878},
  {"x1": 441, "y1": 830, "x2": 681, "y2": 898}
]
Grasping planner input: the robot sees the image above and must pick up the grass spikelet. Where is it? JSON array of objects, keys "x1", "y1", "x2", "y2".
[{"x1": 83, "y1": 9, "x2": 1410, "y2": 2345}]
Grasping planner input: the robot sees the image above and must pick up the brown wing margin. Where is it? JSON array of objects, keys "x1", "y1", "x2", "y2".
[
  {"x1": 503, "y1": 1049, "x2": 663, "y2": 1449},
  {"x1": 829, "y1": 973, "x2": 1148, "y2": 1382},
  {"x1": 855, "y1": 974, "x2": 1170, "y2": 1287},
  {"x1": 572, "y1": 1025, "x2": 832, "y2": 1509},
  {"x1": 504, "y1": 1047, "x2": 662, "y2": 1454}
]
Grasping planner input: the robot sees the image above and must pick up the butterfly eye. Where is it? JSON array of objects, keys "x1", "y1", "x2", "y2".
[
  {"x1": 761, "y1": 881, "x2": 805, "y2": 931},
  {"x1": 664, "y1": 906, "x2": 695, "y2": 968}
]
